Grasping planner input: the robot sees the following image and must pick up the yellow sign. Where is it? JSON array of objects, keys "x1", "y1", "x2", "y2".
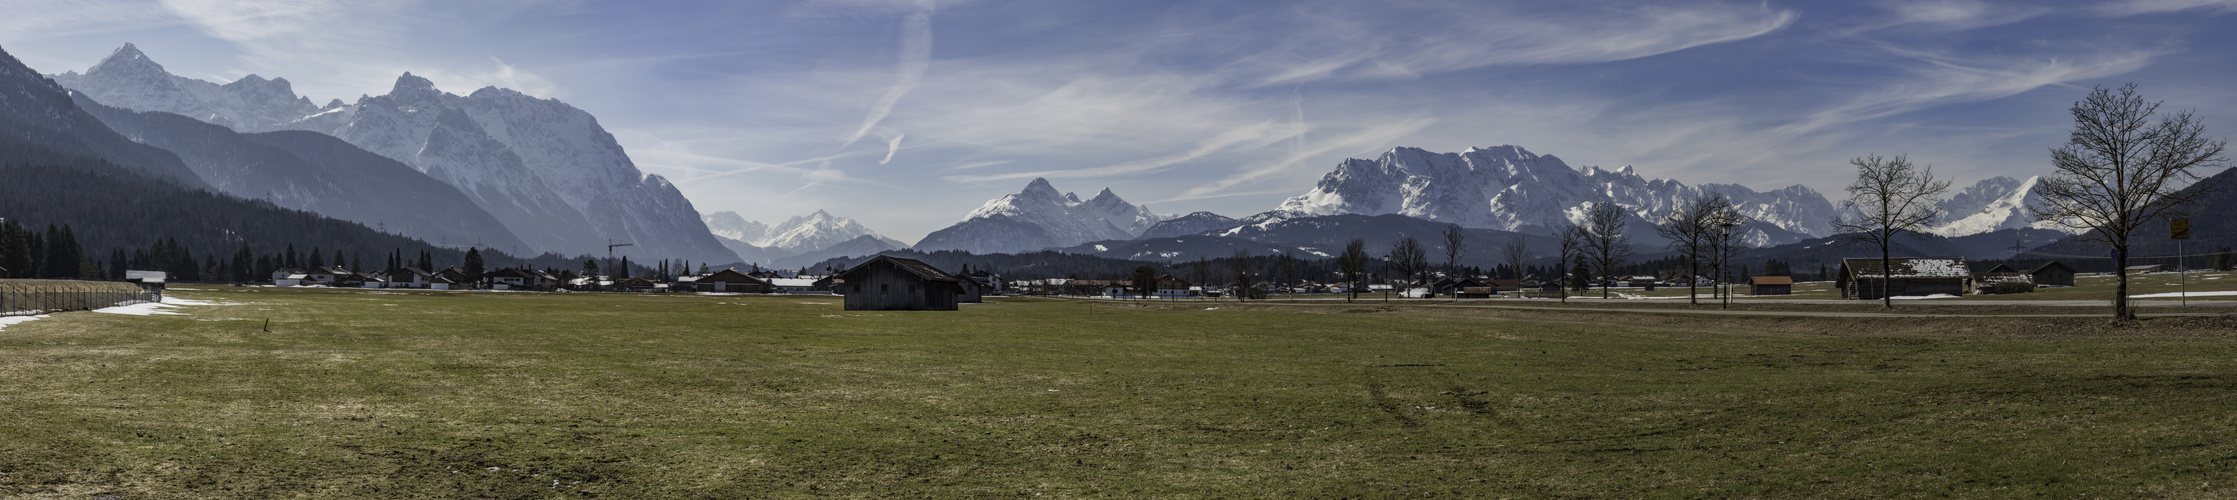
[{"x1": 2172, "y1": 219, "x2": 2191, "y2": 240}]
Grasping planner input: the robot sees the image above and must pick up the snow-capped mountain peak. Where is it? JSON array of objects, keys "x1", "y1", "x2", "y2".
[{"x1": 919, "y1": 178, "x2": 1170, "y2": 253}]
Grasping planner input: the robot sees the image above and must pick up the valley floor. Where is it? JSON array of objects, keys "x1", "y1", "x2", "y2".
[{"x1": 1, "y1": 286, "x2": 2235, "y2": 497}]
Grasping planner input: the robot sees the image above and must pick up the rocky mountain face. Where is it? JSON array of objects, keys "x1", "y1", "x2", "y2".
[
  {"x1": 1140, "y1": 212, "x2": 1241, "y2": 239},
  {"x1": 1270, "y1": 146, "x2": 1838, "y2": 246},
  {"x1": 54, "y1": 44, "x2": 735, "y2": 263},
  {"x1": 71, "y1": 94, "x2": 530, "y2": 252},
  {"x1": 49, "y1": 44, "x2": 326, "y2": 134},
  {"x1": 0, "y1": 45, "x2": 204, "y2": 188},
  {"x1": 1924, "y1": 176, "x2": 2082, "y2": 237},
  {"x1": 914, "y1": 178, "x2": 1168, "y2": 254}
]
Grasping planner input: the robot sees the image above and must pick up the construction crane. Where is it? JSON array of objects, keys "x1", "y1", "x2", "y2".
[{"x1": 606, "y1": 241, "x2": 635, "y2": 287}]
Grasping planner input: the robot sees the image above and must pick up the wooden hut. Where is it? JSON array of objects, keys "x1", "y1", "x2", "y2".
[
  {"x1": 2031, "y1": 261, "x2": 2077, "y2": 287},
  {"x1": 1750, "y1": 276, "x2": 1793, "y2": 295},
  {"x1": 954, "y1": 273, "x2": 984, "y2": 303},
  {"x1": 695, "y1": 268, "x2": 770, "y2": 293},
  {"x1": 838, "y1": 256, "x2": 963, "y2": 311},
  {"x1": 1836, "y1": 257, "x2": 1971, "y2": 300}
]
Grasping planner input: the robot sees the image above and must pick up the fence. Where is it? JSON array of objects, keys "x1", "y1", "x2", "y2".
[{"x1": 0, "y1": 279, "x2": 157, "y2": 317}]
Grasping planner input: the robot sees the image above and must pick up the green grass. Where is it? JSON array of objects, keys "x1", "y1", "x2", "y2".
[{"x1": 3, "y1": 286, "x2": 2237, "y2": 497}]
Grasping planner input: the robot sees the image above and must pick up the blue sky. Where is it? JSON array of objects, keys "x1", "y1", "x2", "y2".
[{"x1": 3, "y1": 0, "x2": 2234, "y2": 242}]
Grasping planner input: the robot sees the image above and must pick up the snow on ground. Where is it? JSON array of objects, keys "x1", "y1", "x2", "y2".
[
  {"x1": 1891, "y1": 294, "x2": 1961, "y2": 300},
  {"x1": 95, "y1": 296, "x2": 230, "y2": 316},
  {"x1": 96, "y1": 302, "x2": 182, "y2": 315},
  {"x1": 0, "y1": 315, "x2": 50, "y2": 331},
  {"x1": 2128, "y1": 291, "x2": 2237, "y2": 298}
]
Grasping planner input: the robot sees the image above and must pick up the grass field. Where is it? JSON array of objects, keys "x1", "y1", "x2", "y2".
[{"x1": 4, "y1": 286, "x2": 2237, "y2": 497}]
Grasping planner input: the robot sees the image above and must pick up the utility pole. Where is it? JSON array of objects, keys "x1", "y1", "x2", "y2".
[{"x1": 2173, "y1": 219, "x2": 2191, "y2": 307}]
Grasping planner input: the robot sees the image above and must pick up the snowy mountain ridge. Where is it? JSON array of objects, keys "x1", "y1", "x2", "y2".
[
  {"x1": 914, "y1": 178, "x2": 1170, "y2": 254},
  {"x1": 1270, "y1": 145, "x2": 1844, "y2": 246},
  {"x1": 1924, "y1": 176, "x2": 2081, "y2": 237}
]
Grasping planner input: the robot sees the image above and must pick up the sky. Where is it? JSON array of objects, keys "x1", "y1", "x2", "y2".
[{"x1": 3, "y1": 0, "x2": 2235, "y2": 243}]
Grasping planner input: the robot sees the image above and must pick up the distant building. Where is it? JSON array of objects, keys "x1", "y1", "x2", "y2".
[
  {"x1": 1837, "y1": 257, "x2": 1971, "y2": 300},
  {"x1": 271, "y1": 267, "x2": 308, "y2": 287},
  {"x1": 838, "y1": 255, "x2": 963, "y2": 311},
  {"x1": 2126, "y1": 264, "x2": 2164, "y2": 274},
  {"x1": 1750, "y1": 276, "x2": 1793, "y2": 296},
  {"x1": 695, "y1": 269, "x2": 770, "y2": 293},
  {"x1": 124, "y1": 270, "x2": 166, "y2": 299},
  {"x1": 2031, "y1": 261, "x2": 2077, "y2": 287}
]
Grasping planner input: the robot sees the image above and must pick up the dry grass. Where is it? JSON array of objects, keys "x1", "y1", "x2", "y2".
[{"x1": 0, "y1": 286, "x2": 2234, "y2": 497}]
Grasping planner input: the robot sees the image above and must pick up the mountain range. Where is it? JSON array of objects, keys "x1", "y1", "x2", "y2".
[
  {"x1": 701, "y1": 210, "x2": 905, "y2": 268},
  {"x1": 51, "y1": 44, "x2": 734, "y2": 263},
  {"x1": 914, "y1": 178, "x2": 1171, "y2": 254}
]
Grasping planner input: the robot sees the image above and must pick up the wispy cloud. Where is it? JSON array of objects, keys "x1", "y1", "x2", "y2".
[
  {"x1": 1218, "y1": 1, "x2": 1796, "y2": 86},
  {"x1": 839, "y1": 0, "x2": 934, "y2": 165},
  {"x1": 2095, "y1": 0, "x2": 2237, "y2": 16}
]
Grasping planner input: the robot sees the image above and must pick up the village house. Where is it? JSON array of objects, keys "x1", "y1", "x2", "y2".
[
  {"x1": 616, "y1": 277, "x2": 658, "y2": 292},
  {"x1": 486, "y1": 268, "x2": 553, "y2": 291},
  {"x1": 695, "y1": 269, "x2": 770, "y2": 293},
  {"x1": 1837, "y1": 257, "x2": 1971, "y2": 300},
  {"x1": 838, "y1": 255, "x2": 964, "y2": 311},
  {"x1": 383, "y1": 267, "x2": 434, "y2": 289},
  {"x1": 2032, "y1": 261, "x2": 2077, "y2": 287},
  {"x1": 768, "y1": 277, "x2": 821, "y2": 294},
  {"x1": 271, "y1": 267, "x2": 308, "y2": 287},
  {"x1": 1750, "y1": 276, "x2": 1793, "y2": 295}
]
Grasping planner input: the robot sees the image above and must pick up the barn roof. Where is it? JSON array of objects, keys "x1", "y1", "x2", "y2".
[
  {"x1": 2032, "y1": 261, "x2": 2076, "y2": 274},
  {"x1": 1842, "y1": 257, "x2": 1970, "y2": 279},
  {"x1": 845, "y1": 255, "x2": 959, "y2": 282},
  {"x1": 1752, "y1": 276, "x2": 1794, "y2": 285}
]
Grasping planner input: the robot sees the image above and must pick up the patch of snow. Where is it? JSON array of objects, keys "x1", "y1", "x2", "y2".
[
  {"x1": 0, "y1": 315, "x2": 50, "y2": 331},
  {"x1": 1889, "y1": 294, "x2": 1960, "y2": 300},
  {"x1": 95, "y1": 302, "x2": 182, "y2": 315},
  {"x1": 2129, "y1": 291, "x2": 2237, "y2": 298}
]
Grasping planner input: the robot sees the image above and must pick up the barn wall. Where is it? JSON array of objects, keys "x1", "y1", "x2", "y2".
[{"x1": 842, "y1": 261, "x2": 957, "y2": 311}]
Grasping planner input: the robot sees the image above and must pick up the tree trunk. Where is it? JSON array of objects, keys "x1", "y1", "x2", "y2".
[
  {"x1": 1689, "y1": 249, "x2": 1699, "y2": 305},
  {"x1": 1881, "y1": 240, "x2": 1893, "y2": 309},
  {"x1": 2115, "y1": 244, "x2": 2131, "y2": 321}
]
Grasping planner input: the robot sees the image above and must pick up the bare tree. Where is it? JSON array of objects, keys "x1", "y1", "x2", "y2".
[
  {"x1": 1580, "y1": 202, "x2": 1632, "y2": 299},
  {"x1": 1442, "y1": 224, "x2": 1465, "y2": 278},
  {"x1": 1387, "y1": 237, "x2": 1429, "y2": 298},
  {"x1": 2034, "y1": 84, "x2": 2228, "y2": 321},
  {"x1": 1502, "y1": 238, "x2": 1529, "y2": 281},
  {"x1": 1557, "y1": 225, "x2": 1585, "y2": 304},
  {"x1": 1831, "y1": 154, "x2": 1952, "y2": 308},
  {"x1": 1229, "y1": 250, "x2": 1256, "y2": 301},
  {"x1": 1339, "y1": 239, "x2": 1369, "y2": 303},
  {"x1": 1656, "y1": 194, "x2": 1731, "y2": 305}
]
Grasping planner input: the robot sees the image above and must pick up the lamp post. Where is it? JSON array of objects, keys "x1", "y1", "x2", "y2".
[{"x1": 1720, "y1": 221, "x2": 1736, "y2": 310}]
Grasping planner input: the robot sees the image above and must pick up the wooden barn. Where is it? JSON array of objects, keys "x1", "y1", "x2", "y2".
[
  {"x1": 2031, "y1": 261, "x2": 2077, "y2": 287},
  {"x1": 1750, "y1": 276, "x2": 1793, "y2": 295},
  {"x1": 695, "y1": 269, "x2": 770, "y2": 293},
  {"x1": 1837, "y1": 257, "x2": 1971, "y2": 300},
  {"x1": 839, "y1": 256, "x2": 963, "y2": 311}
]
